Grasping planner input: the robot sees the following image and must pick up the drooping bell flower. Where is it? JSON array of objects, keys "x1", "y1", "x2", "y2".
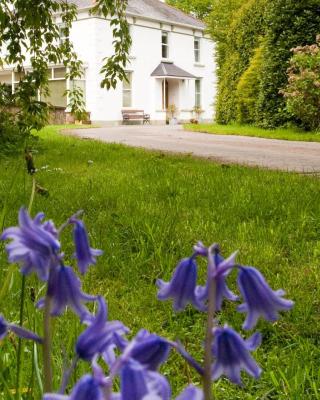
[
  {"x1": 237, "y1": 266, "x2": 294, "y2": 330},
  {"x1": 76, "y1": 296, "x2": 128, "y2": 362},
  {"x1": 70, "y1": 218, "x2": 103, "y2": 274},
  {"x1": 1, "y1": 208, "x2": 60, "y2": 281},
  {"x1": 211, "y1": 325, "x2": 262, "y2": 385},
  {"x1": 36, "y1": 264, "x2": 97, "y2": 322},
  {"x1": 176, "y1": 385, "x2": 203, "y2": 400},
  {"x1": 195, "y1": 246, "x2": 238, "y2": 311},
  {"x1": 0, "y1": 315, "x2": 42, "y2": 343},
  {"x1": 128, "y1": 329, "x2": 171, "y2": 371},
  {"x1": 119, "y1": 359, "x2": 171, "y2": 400},
  {"x1": 157, "y1": 256, "x2": 205, "y2": 312}
]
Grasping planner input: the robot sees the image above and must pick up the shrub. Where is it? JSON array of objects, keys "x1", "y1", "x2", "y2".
[{"x1": 280, "y1": 36, "x2": 320, "y2": 131}]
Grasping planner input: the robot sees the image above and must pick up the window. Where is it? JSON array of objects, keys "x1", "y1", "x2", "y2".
[
  {"x1": 40, "y1": 66, "x2": 67, "y2": 107},
  {"x1": 123, "y1": 72, "x2": 132, "y2": 107},
  {"x1": 162, "y1": 31, "x2": 169, "y2": 59},
  {"x1": 195, "y1": 79, "x2": 201, "y2": 107},
  {"x1": 194, "y1": 37, "x2": 200, "y2": 63},
  {"x1": 59, "y1": 24, "x2": 69, "y2": 45}
]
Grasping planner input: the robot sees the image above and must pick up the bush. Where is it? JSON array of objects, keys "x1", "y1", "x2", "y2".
[
  {"x1": 236, "y1": 45, "x2": 264, "y2": 124},
  {"x1": 280, "y1": 36, "x2": 320, "y2": 131}
]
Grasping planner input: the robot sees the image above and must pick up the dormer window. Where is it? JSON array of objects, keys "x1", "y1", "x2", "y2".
[
  {"x1": 162, "y1": 31, "x2": 169, "y2": 59},
  {"x1": 194, "y1": 37, "x2": 200, "y2": 63}
]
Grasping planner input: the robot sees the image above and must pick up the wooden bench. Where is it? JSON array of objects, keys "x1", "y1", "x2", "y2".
[{"x1": 122, "y1": 109, "x2": 150, "y2": 124}]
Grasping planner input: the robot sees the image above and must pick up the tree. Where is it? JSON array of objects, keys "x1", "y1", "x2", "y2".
[
  {"x1": 166, "y1": 0, "x2": 212, "y2": 20},
  {"x1": 0, "y1": 0, "x2": 131, "y2": 151}
]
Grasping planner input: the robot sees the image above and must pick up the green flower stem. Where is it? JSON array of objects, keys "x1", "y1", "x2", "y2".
[
  {"x1": 43, "y1": 295, "x2": 53, "y2": 393},
  {"x1": 203, "y1": 246, "x2": 217, "y2": 400},
  {"x1": 15, "y1": 176, "x2": 36, "y2": 399}
]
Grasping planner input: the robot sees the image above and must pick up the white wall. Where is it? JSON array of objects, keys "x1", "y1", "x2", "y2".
[{"x1": 70, "y1": 11, "x2": 216, "y2": 123}]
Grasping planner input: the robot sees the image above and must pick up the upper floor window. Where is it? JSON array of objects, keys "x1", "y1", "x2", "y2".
[
  {"x1": 194, "y1": 37, "x2": 200, "y2": 63},
  {"x1": 195, "y1": 79, "x2": 201, "y2": 107},
  {"x1": 162, "y1": 31, "x2": 169, "y2": 59},
  {"x1": 59, "y1": 24, "x2": 69, "y2": 45},
  {"x1": 123, "y1": 72, "x2": 132, "y2": 107}
]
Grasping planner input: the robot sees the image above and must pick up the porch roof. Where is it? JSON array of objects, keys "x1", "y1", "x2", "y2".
[{"x1": 151, "y1": 62, "x2": 196, "y2": 79}]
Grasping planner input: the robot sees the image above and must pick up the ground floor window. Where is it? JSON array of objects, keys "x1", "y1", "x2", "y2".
[
  {"x1": 195, "y1": 79, "x2": 201, "y2": 107},
  {"x1": 123, "y1": 72, "x2": 132, "y2": 107}
]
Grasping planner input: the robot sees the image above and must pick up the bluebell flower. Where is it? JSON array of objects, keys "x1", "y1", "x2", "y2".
[
  {"x1": 37, "y1": 264, "x2": 97, "y2": 322},
  {"x1": 43, "y1": 375, "x2": 103, "y2": 400},
  {"x1": 157, "y1": 256, "x2": 205, "y2": 311},
  {"x1": 195, "y1": 248, "x2": 238, "y2": 311},
  {"x1": 119, "y1": 359, "x2": 171, "y2": 400},
  {"x1": 211, "y1": 325, "x2": 262, "y2": 385},
  {"x1": 176, "y1": 385, "x2": 203, "y2": 400},
  {"x1": 0, "y1": 315, "x2": 42, "y2": 343},
  {"x1": 1, "y1": 208, "x2": 60, "y2": 281},
  {"x1": 76, "y1": 296, "x2": 129, "y2": 361},
  {"x1": 128, "y1": 329, "x2": 171, "y2": 371},
  {"x1": 237, "y1": 266, "x2": 294, "y2": 330},
  {"x1": 71, "y1": 219, "x2": 103, "y2": 274}
]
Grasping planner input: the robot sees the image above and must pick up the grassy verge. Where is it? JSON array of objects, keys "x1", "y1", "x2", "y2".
[
  {"x1": 184, "y1": 123, "x2": 320, "y2": 142},
  {"x1": 0, "y1": 125, "x2": 319, "y2": 398}
]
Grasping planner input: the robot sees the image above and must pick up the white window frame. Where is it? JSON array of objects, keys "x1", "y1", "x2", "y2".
[
  {"x1": 122, "y1": 71, "x2": 133, "y2": 108},
  {"x1": 194, "y1": 37, "x2": 201, "y2": 63},
  {"x1": 161, "y1": 31, "x2": 169, "y2": 59}
]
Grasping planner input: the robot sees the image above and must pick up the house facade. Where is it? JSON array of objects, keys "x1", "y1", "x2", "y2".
[{"x1": 0, "y1": 0, "x2": 216, "y2": 125}]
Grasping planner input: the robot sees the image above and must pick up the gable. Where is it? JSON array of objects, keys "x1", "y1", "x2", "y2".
[{"x1": 67, "y1": 0, "x2": 205, "y2": 29}]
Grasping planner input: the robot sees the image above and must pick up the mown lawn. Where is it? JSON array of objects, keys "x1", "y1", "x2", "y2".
[
  {"x1": 0, "y1": 125, "x2": 319, "y2": 399},
  {"x1": 185, "y1": 123, "x2": 320, "y2": 142}
]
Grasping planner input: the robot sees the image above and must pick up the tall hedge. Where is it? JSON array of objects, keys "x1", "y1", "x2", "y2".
[{"x1": 257, "y1": 0, "x2": 320, "y2": 128}]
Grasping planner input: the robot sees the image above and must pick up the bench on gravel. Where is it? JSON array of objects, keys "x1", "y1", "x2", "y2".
[{"x1": 121, "y1": 109, "x2": 150, "y2": 124}]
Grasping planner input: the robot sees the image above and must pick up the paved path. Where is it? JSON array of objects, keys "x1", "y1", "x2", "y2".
[{"x1": 67, "y1": 125, "x2": 320, "y2": 173}]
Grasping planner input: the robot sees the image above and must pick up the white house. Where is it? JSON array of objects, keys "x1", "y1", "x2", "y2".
[{"x1": 0, "y1": 0, "x2": 216, "y2": 125}]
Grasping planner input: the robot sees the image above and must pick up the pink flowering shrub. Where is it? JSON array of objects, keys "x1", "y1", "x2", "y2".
[{"x1": 281, "y1": 35, "x2": 320, "y2": 131}]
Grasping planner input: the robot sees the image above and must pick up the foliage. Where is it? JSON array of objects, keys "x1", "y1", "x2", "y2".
[
  {"x1": 0, "y1": 0, "x2": 131, "y2": 151},
  {"x1": 236, "y1": 46, "x2": 264, "y2": 124},
  {"x1": 166, "y1": 0, "x2": 213, "y2": 20},
  {"x1": 257, "y1": 0, "x2": 320, "y2": 128},
  {"x1": 280, "y1": 36, "x2": 320, "y2": 131},
  {"x1": 66, "y1": 87, "x2": 87, "y2": 122}
]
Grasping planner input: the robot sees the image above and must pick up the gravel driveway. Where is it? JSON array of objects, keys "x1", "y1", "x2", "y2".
[{"x1": 66, "y1": 125, "x2": 320, "y2": 173}]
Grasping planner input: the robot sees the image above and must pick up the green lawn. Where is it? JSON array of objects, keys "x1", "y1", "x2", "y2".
[
  {"x1": 184, "y1": 122, "x2": 320, "y2": 142},
  {"x1": 0, "y1": 125, "x2": 320, "y2": 399}
]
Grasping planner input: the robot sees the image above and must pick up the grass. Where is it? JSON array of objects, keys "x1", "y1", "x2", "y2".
[
  {"x1": 184, "y1": 123, "x2": 320, "y2": 142},
  {"x1": 0, "y1": 125, "x2": 320, "y2": 399}
]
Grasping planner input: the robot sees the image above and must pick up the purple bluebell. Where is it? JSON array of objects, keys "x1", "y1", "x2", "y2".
[
  {"x1": 119, "y1": 359, "x2": 171, "y2": 400},
  {"x1": 195, "y1": 247, "x2": 238, "y2": 311},
  {"x1": 237, "y1": 266, "x2": 294, "y2": 330},
  {"x1": 43, "y1": 375, "x2": 104, "y2": 400},
  {"x1": 76, "y1": 296, "x2": 128, "y2": 361},
  {"x1": 1, "y1": 208, "x2": 60, "y2": 281},
  {"x1": 157, "y1": 256, "x2": 205, "y2": 312},
  {"x1": 37, "y1": 264, "x2": 96, "y2": 321},
  {"x1": 211, "y1": 325, "x2": 262, "y2": 385},
  {"x1": 176, "y1": 385, "x2": 203, "y2": 400},
  {"x1": 128, "y1": 329, "x2": 171, "y2": 371},
  {"x1": 0, "y1": 315, "x2": 42, "y2": 343},
  {"x1": 70, "y1": 218, "x2": 103, "y2": 274}
]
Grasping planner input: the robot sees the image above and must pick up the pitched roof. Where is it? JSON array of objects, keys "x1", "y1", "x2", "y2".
[
  {"x1": 151, "y1": 62, "x2": 196, "y2": 78},
  {"x1": 67, "y1": 0, "x2": 205, "y2": 29}
]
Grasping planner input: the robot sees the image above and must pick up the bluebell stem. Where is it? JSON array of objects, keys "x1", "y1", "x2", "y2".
[
  {"x1": 211, "y1": 325, "x2": 262, "y2": 385},
  {"x1": 237, "y1": 266, "x2": 294, "y2": 330},
  {"x1": 1, "y1": 208, "x2": 60, "y2": 281},
  {"x1": 157, "y1": 255, "x2": 205, "y2": 311},
  {"x1": 70, "y1": 218, "x2": 103, "y2": 275},
  {"x1": 0, "y1": 315, "x2": 42, "y2": 343},
  {"x1": 36, "y1": 264, "x2": 97, "y2": 322},
  {"x1": 76, "y1": 296, "x2": 128, "y2": 362}
]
